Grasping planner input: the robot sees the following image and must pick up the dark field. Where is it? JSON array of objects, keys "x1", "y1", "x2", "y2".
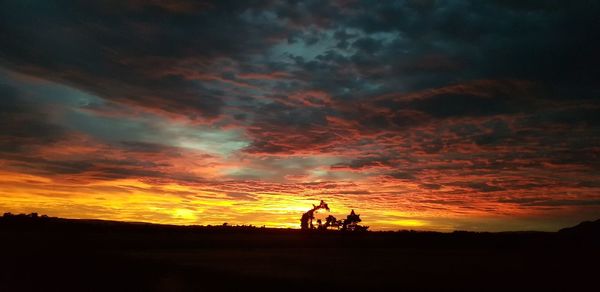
[{"x1": 1, "y1": 217, "x2": 598, "y2": 291}]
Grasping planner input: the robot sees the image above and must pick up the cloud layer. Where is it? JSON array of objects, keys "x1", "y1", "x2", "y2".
[{"x1": 0, "y1": 0, "x2": 598, "y2": 231}]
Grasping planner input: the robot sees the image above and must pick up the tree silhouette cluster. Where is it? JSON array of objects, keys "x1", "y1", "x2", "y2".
[
  {"x1": 300, "y1": 201, "x2": 369, "y2": 231},
  {"x1": 2, "y1": 212, "x2": 47, "y2": 220},
  {"x1": 300, "y1": 200, "x2": 329, "y2": 230}
]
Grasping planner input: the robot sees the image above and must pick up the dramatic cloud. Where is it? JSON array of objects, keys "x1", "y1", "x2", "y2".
[{"x1": 0, "y1": 0, "x2": 598, "y2": 231}]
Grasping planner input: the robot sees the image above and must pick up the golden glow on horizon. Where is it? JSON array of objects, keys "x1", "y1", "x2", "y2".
[
  {"x1": 1, "y1": 170, "x2": 596, "y2": 232},
  {"x1": 171, "y1": 208, "x2": 197, "y2": 221},
  {"x1": 376, "y1": 219, "x2": 427, "y2": 227}
]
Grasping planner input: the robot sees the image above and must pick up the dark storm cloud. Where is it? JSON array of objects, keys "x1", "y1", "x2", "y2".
[
  {"x1": 0, "y1": 0, "x2": 598, "y2": 197},
  {"x1": 0, "y1": 0, "x2": 288, "y2": 120},
  {"x1": 0, "y1": 83, "x2": 65, "y2": 152},
  {"x1": 521, "y1": 106, "x2": 600, "y2": 128},
  {"x1": 2, "y1": 0, "x2": 597, "y2": 121},
  {"x1": 410, "y1": 93, "x2": 516, "y2": 118},
  {"x1": 285, "y1": 0, "x2": 600, "y2": 100}
]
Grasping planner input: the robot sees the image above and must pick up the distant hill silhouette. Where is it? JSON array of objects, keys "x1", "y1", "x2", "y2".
[{"x1": 559, "y1": 218, "x2": 600, "y2": 235}]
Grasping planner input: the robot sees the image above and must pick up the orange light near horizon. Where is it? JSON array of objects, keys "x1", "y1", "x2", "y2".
[{"x1": 1, "y1": 168, "x2": 598, "y2": 232}]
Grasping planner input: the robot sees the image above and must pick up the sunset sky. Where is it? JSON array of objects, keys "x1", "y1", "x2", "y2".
[{"x1": 0, "y1": 0, "x2": 599, "y2": 231}]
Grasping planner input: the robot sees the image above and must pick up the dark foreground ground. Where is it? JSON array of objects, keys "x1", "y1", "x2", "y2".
[{"x1": 1, "y1": 216, "x2": 599, "y2": 291}]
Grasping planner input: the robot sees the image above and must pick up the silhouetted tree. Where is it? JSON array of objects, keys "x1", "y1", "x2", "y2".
[
  {"x1": 342, "y1": 210, "x2": 368, "y2": 231},
  {"x1": 324, "y1": 215, "x2": 340, "y2": 230},
  {"x1": 300, "y1": 200, "x2": 330, "y2": 230},
  {"x1": 300, "y1": 202, "x2": 368, "y2": 231}
]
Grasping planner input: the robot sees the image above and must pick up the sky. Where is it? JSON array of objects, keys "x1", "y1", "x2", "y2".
[{"x1": 0, "y1": 0, "x2": 599, "y2": 231}]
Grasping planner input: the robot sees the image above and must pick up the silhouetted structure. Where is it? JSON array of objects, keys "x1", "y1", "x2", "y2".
[
  {"x1": 300, "y1": 200, "x2": 330, "y2": 230},
  {"x1": 300, "y1": 202, "x2": 368, "y2": 231}
]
